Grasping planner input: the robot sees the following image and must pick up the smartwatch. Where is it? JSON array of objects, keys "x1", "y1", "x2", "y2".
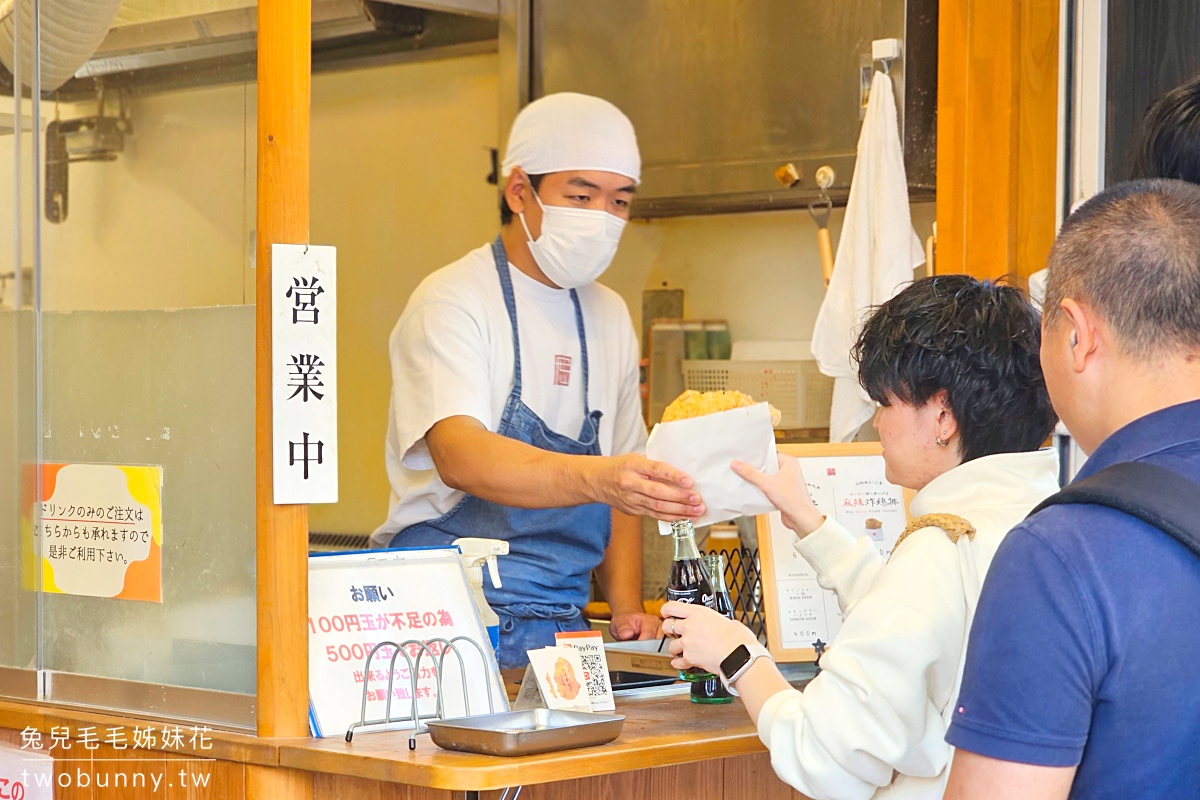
[{"x1": 719, "y1": 642, "x2": 773, "y2": 695}]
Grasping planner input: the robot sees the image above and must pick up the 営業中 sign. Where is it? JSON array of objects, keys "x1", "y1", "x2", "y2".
[{"x1": 272, "y1": 244, "x2": 338, "y2": 504}]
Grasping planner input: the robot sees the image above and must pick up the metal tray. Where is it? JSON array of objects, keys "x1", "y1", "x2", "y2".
[{"x1": 426, "y1": 709, "x2": 624, "y2": 757}]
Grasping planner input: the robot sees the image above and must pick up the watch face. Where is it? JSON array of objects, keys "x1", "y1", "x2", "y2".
[{"x1": 720, "y1": 644, "x2": 752, "y2": 680}]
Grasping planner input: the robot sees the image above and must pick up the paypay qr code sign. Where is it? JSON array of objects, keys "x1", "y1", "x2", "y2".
[{"x1": 555, "y1": 630, "x2": 615, "y2": 712}]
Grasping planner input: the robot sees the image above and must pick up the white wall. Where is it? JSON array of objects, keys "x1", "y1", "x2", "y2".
[
  {"x1": 13, "y1": 84, "x2": 253, "y2": 311},
  {"x1": 307, "y1": 54, "x2": 501, "y2": 534},
  {"x1": 609, "y1": 205, "x2": 935, "y2": 344}
]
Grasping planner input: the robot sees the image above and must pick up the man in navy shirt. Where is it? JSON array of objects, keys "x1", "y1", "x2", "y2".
[{"x1": 944, "y1": 179, "x2": 1200, "y2": 800}]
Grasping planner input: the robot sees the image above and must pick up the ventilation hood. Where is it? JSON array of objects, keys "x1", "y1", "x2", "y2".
[
  {"x1": 8, "y1": 0, "x2": 498, "y2": 101},
  {"x1": 503, "y1": 0, "x2": 937, "y2": 218}
]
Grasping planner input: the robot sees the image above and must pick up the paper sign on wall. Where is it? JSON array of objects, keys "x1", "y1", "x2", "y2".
[
  {"x1": 32, "y1": 462, "x2": 164, "y2": 602},
  {"x1": 272, "y1": 243, "x2": 338, "y2": 504},
  {"x1": 0, "y1": 741, "x2": 53, "y2": 800},
  {"x1": 307, "y1": 548, "x2": 507, "y2": 738},
  {"x1": 767, "y1": 455, "x2": 907, "y2": 651}
]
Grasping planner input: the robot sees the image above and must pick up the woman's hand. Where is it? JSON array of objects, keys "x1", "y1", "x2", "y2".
[
  {"x1": 660, "y1": 601, "x2": 760, "y2": 676},
  {"x1": 732, "y1": 454, "x2": 826, "y2": 537}
]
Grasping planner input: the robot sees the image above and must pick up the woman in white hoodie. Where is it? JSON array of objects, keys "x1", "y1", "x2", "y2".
[{"x1": 661, "y1": 276, "x2": 1060, "y2": 800}]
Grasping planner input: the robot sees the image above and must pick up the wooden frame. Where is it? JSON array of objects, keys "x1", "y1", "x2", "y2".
[
  {"x1": 251, "y1": 1, "x2": 314, "y2": 796},
  {"x1": 255, "y1": 0, "x2": 311, "y2": 743},
  {"x1": 755, "y1": 442, "x2": 914, "y2": 662},
  {"x1": 936, "y1": 0, "x2": 1060, "y2": 282}
]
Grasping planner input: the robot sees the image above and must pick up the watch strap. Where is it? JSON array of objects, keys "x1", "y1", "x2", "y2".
[{"x1": 721, "y1": 643, "x2": 773, "y2": 696}]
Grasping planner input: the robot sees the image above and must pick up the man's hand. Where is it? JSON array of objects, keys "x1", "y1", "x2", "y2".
[
  {"x1": 732, "y1": 454, "x2": 825, "y2": 537},
  {"x1": 587, "y1": 453, "x2": 704, "y2": 521},
  {"x1": 609, "y1": 611, "x2": 662, "y2": 641},
  {"x1": 426, "y1": 417, "x2": 703, "y2": 516}
]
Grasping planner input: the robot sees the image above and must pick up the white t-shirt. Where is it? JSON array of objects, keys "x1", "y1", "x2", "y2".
[{"x1": 371, "y1": 243, "x2": 648, "y2": 545}]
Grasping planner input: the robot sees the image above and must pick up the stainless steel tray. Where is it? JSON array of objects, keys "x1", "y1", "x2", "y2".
[{"x1": 426, "y1": 709, "x2": 624, "y2": 757}]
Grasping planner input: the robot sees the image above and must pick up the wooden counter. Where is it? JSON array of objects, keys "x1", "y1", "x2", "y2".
[
  {"x1": 281, "y1": 689, "x2": 773, "y2": 790},
  {"x1": 0, "y1": 689, "x2": 808, "y2": 799}
]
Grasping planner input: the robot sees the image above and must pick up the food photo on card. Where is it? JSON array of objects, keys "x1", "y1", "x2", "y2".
[
  {"x1": 528, "y1": 646, "x2": 592, "y2": 712},
  {"x1": 647, "y1": 391, "x2": 780, "y2": 529},
  {"x1": 555, "y1": 630, "x2": 615, "y2": 712}
]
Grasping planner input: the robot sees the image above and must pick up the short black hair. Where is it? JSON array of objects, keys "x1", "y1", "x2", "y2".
[
  {"x1": 1128, "y1": 73, "x2": 1200, "y2": 185},
  {"x1": 1045, "y1": 178, "x2": 1200, "y2": 358},
  {"x1": 852, "y1": 275, "x2": 1057, "y2": 462},
  {"x1": 500, "y1": 173, "x2": 544, "y2": 225}
]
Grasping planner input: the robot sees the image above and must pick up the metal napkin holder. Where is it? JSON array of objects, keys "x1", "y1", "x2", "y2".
[{"x1": 345, "y1": 635, "x2": 502, "y2": 750}]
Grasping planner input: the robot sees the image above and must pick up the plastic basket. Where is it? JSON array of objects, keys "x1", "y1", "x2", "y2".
[{"x1": 681, "y1": 359, "x2": 834, "y2": 429}]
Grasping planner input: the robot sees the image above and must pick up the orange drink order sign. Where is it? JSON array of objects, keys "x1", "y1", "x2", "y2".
[{"x1": 27, "y1": 462, "x2": 164, "y2": 602}]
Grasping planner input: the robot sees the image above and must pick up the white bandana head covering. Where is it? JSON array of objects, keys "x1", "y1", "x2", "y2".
[{"x1": 501, "y1": 92, "x2": 641, "y2": 184}]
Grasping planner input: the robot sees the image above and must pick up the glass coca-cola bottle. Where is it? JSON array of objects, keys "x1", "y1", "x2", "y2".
[
  {"x1": 690, "y1": 553, "x2": 734, "y2": 704},
  {"x1": 666, "y1": 520, "x2": 714, "y2": 682}
]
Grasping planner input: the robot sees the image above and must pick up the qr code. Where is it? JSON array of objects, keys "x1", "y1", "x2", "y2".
[{"x1": 581, "y1": 652, "x2": 608, "y2": 699}]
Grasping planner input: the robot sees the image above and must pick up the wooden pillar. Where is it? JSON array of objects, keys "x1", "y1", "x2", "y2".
[
  {"x1": 936, "y1": 0, "x2": 1059, "y2": 282},
  {"x1": 256, "y1": 0, "x2": 311, "y2": 746}
]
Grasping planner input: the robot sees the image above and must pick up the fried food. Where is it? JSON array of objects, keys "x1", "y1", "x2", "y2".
[
  {"x1": 551, "y1": 657, "x2": 582, "y2": 700},
  {"x1": 662, "y1": 389, "x2": 783, "y2": 427}
]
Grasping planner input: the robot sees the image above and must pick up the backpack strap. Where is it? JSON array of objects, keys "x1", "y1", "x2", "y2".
[
  {"x1": 1029, "y1": 462, "x2": 1200, "y2": 559},
  {"x1": 890, "y1": 513, "x2": 976, "y2": 560}
]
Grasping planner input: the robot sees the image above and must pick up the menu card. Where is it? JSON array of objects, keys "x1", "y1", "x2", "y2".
[{"x1": 764, "y1": 454, "x2": 907, "y2": 654}]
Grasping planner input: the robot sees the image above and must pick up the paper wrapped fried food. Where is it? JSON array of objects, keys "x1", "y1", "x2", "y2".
[{"x1": 662, "y1": 389, "x2": 782, "y2": 427}]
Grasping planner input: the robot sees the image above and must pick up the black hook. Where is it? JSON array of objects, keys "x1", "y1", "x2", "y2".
[{"x1": 486, "y1": 147, "x2": 499, "y2": 186}]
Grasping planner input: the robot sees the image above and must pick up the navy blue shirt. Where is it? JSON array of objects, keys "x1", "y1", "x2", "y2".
[{"x1": 946, "y1": 400, "x2": 1200, "y2": 799}]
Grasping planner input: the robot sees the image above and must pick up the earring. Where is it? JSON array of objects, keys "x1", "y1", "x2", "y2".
[{"x1": 935, "y1": 436, "x2": 949, "y2": 447}]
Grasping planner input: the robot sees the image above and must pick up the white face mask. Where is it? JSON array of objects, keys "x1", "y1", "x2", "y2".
[{"x1": 518, "y1": 192, "x2": 626, "y2": 289}]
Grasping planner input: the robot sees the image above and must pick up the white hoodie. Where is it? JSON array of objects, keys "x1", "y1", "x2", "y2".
[{"x1": 756, "y1": 450, "x2": 1060, "y2": 800}]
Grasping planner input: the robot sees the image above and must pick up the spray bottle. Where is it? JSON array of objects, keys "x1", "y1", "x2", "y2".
[{"x1": 453, "y1": 537, "x2": 508, "y2": 655}]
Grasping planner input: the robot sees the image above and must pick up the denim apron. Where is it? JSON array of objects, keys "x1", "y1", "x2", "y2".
[{"x1": 390, "y1": 237, "x2": 611, "y2": 669}]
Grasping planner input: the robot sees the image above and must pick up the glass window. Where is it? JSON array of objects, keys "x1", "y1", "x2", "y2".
[{"x1": 0, "y1": 0, "x2": 256, "y2": 726}]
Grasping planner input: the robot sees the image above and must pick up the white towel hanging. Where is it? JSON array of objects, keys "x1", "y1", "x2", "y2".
[{"x1": 811, "y1": 70, "x2": 925, "y2": 443}]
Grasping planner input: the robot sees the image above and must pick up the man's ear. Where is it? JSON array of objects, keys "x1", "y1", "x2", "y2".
[
  {"x1": 1059, "y1": 298, "x2": 1101, "y2": 373},
  {"x1": 504, "y1": 167, "x2": 529, "y2": 217},
  {"x1": 933, "y1": 389, "x2": 959, "y2": 442}
]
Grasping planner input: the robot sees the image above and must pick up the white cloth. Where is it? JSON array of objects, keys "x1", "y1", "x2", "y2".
[
  {"x1": 812, "y1": 71, "x2": 925, "y2": 442},
  {"x1": 1027, "y1": 268, "x2": 1048, "y2": 311},
  {"x1": 371, "y1": 243, "x2": 647, "y2": 545},
  {"x1": 502, "y1": 92, "x2": 641, "y2": 183},
  {"x1": 756, "y1": 449, "x2": 1060, "y2": 800}
]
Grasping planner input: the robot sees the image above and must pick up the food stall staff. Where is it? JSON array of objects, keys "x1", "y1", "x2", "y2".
[{"x1": 371, "y1": 93, "x2": 704, "y2": 669}]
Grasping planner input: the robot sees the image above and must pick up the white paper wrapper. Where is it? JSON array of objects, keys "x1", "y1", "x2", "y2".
[{"x1": 645, "y1": 402, "x2": 779, "y2": 530}]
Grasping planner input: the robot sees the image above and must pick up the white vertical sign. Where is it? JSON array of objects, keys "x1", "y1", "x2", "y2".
[{"x1": 273, "y1": 244, "x2": 338, "y2": 504}]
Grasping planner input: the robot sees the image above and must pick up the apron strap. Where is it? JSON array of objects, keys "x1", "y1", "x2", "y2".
[
  {"x1": 491, "y1": 236, "x2": 524, "y2": 395},
  {"x1": 569, "y1": 288, "x2": 591, "y2": 413},
  {"x1": 490, "y1": 236, "x2": 595, "y2": 422}
]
